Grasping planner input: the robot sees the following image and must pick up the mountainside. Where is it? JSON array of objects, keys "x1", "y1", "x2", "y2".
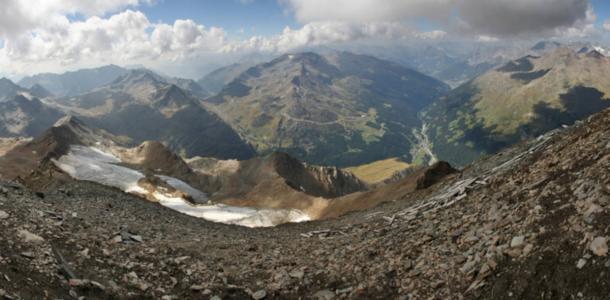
[
  {"x1": 51, "y1": 70, "x2": 255, "y2": 160},
  {"x1": 198, "y1": 62, "x2": 255, "y2": 95},
  {"x1": 0, "y1": 95, "x2": 64, "y2": 137},
  {"x1": 188, "y1": 152, "x2": 368, "y2": 216},
  {"x1": 0, "y1": 78, "x2": 52, "y2": 102},
  {"x1": 423, "y1": 47, "x2": 610, "y2": 166},
  {"x1": 0, "y1": 78, "x2": 29, "y2": 102},
  {"x1": 207, "y1": 51, "x2": 450, "y2": 167},
  {"x1": 18, "y1": 65, "x2": 128, "y2": 97},
  {"x1": 19, "y1": 65, "x2": 208, "y2": 99},
  {"x1": 28, "y1": 83, "x2": 53, "y2": 98}
]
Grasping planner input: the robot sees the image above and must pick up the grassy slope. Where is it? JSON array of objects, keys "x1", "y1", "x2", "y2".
[
  {"x1": 345, "y1": 158, "x2": 411, "y2": 184},
  {"x1": 423, "y1": 48, "x2": 610, "y2": 166}
]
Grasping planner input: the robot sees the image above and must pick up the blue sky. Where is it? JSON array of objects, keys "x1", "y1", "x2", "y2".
[
  {"x1": 139, "y1": 0, "x2": 299, "y2": 37},
  {"x1": 593, "y1": 0, "x2": 610, "y2": 24}
]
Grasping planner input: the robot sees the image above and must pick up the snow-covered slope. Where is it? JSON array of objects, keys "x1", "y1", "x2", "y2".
[{"x1": 53, "y1": 145, "x2": 310, "y2": 227}]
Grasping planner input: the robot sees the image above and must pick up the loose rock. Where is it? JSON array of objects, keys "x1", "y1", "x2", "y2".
[{"x1": 590, "y1": 237, "x2": 608, "y2": 257}]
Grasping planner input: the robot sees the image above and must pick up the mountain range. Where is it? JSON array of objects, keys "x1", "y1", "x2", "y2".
[
  {"x1": 2, "y1": 46, "x2": 610, "y2": 170},
  {"x1": 423, "y1": 47, "x2": 610, "y2": 166},
  {"x1": 18, "y1": 65, "x2": 209, "y2": 98},
  {"x1": 207, "y1": 51, "x2": 450, "y2": 166},
  {"x1": 49, "y1": 69, "x2": 255, "y2": 160}
]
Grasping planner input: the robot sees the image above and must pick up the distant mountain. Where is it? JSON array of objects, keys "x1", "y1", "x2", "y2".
[
  {"x1": 18, "y1": 65, "x2": 128, "y2": 97},
  {"x1": 198, "y1": 63, "x2": 255, "y2": 95},
  {"x1": 19, "y1": 65, "x2": 208, "y2": 99},
  {"x1": 207, "y1": 51, "x2": 450, "y2": 167},
  {"x1": 0, "y1": 95, "x2": 64, "y2": 137},
  {"x1": 0, "y1": 78, "x2": 30, "y2": 102},
  {"x1": 166, "y1": 77, "x2": 209, "y2": 98},
  {"x1": 52, "y1": 69, "x2": 255, "y2": 160},
  {"x1": 531, "y1": 41, "x2": 562, "y2": 51},
  {"x1": 28, "y1": 84, "x2": 53, "y2": 98},
  {"x1": 422, "y1": 48, "x2": 610, "y2": 166}
]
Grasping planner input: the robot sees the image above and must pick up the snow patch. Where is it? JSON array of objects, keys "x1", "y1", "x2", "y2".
[
  {"x1": 54, "y1": 146, "x2": 310, "y2": 227},
  {"x1": 157, "y1": 175, "x2": 208, "y2": 203},
  {"x1": 53, "y1": 146, "x2": 145, "y2": 194},
  {"x1": 154, "y1": 193, "x2": 310, "y2": 228}
]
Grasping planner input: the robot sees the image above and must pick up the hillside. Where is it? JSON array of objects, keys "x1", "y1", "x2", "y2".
[
  {"x1": 207, "y1": 51, "x2": 450, "y2": 167},
  {"x1": 423, "y1": 47, "x2": 610, "y2": 166},
  {"x1": 0, "y1": 95, "x2": 64, "y2": 137},
  {"x1": 198, "y1": 62, "x2": 255, "y2": 95},
  {"x1": 18, "y1": 65, "x2": 128, "y2": 97},
  {"x1": 50, "y1": 69, "x2": 255, "y2": 160}
]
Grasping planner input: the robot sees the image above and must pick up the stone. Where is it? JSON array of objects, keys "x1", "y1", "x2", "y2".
[
  {"x1": 69, "y1": 279, "x2": 85, "y2": 287},
  {"x1": 90, "y1": 281, "x2": 106, "y2": 291},
  {"x1": 523, "y1": 244, "x2": 534, "y2": 256},
  {"x1": 111, "y1": 235, "x2": 122, "y2": 243},
  {"x1": 211, "y1": 296, "x2": 222, "y2": 300},
  {"x1": 313, "y1": 290, "x2": 335, "y2": 300},
  {"x1": 577, "y1": 259, "x2": 587, "y2": 269},
  {"x1": 252, "y1": 289, "x2": 267, "y2": 300},
  {"x1": 190, "y1": 285, "x2": 205, "y2": 291},
  {"x1": 0, "y1": 210, "x2": 8, "y2": 219},
  {"x1": 590, "y1": 237, "x2": 608, "y2": 257},
  {"x1": 461, "y1": 260, "x2": 477, "y2": 274},
  {"x1": 289, "y1": 269, "x2": 305, "y2": 279},
  {"x1": 20, "y1": 252, "x2": 35, "y2": 259},
  {"x1": 510, "y1": 236, "x2": 525, "y2": 248},
  {"x1": 18, "y1": 230, "x2": 45, "y2": 244},
  {"x1": 130, "y1": 235, "x2": 144, "y2": 243}
]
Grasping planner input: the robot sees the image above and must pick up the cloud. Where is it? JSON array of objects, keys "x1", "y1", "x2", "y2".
[
  {"x1": 0, "y1": 9, "x2": 229, "y2": 76},
  {"x1": 0, "y1": 0, "x2": 148, "y2": 39},
  {"x1": 0, "y1": 5, "x2": 446, "y2": 77},
  {"x1": 283, "y1": 0, "x2": 593, "y2": 37},
  {"x1": 604, "y1": 20, "x2": 610, "y2": 31},
  {"x1": 284, "y1": 0, "x2": 451, "y2": 23},
  {"x1": 456, "y1": 0, "x2": 591, "y2": 37},
  {"x1": 229, "y1": 22, "x2": 445, "y2": 53}
]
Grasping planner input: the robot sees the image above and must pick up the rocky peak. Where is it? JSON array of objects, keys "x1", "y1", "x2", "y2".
[
  {"x1": 111, "y1": 69, "x2": 164, "y2": 87},
  {"x1": 586, "y1": 50, "x2": 605, "y2": 59},
  {"x1": 29, "y1": 84, "x2": 53, "y2": 98},
  {"x1": 270, "y1": 152, "x2": 367, "y2": 198}
]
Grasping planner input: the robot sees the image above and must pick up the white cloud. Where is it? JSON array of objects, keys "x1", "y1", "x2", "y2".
[
  {"x1": 0, "y1": 0, "x2": 148, "y2": 39},
  {"x1": 604, "y1": 20, "x2": 610, "y2": 31},
  {"x1": 0, "y1": 9, "x2": 228, "y2": 76},
  {"x1": 229, "y1": 22, "x2": 445, "y2": 53},
  {"x1": 0, "y1": 6, "x2": 446, "y2": 77}
]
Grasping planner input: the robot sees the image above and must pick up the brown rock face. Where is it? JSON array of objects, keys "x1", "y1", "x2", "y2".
[
  {"x1": 271, "y1": 152, "x2": 367, "y2": 198},
  {"x1": 416, "y1": 161, "x2": 458, "y2": 190}
]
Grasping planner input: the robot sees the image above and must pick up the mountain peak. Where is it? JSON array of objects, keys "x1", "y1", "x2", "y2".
[
  {"x1": 0, "y1": 77, "x2": 19, "y2": 88},
  {"x1": 112, "y1": 68, "x2": 164, "y2": 87},
  {"x1": 586, "y1": 49, "x2": 605, "y2": 59},
  {"x1": 53, "y1": 115, "x2": 85, "y2": 128}
]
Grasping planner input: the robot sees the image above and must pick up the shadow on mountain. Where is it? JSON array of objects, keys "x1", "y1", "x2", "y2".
[
  {"x1": 427, "y1": 85, "x2": 610, "y2": 167},
  {"x1": 510, "y1": 69, "x2": 551, "y2": 83},
  {"x1": 497, "y1": 56, "x2": 536, "y2": 73},
  {"x1": 521, "y1": 86, "x2": 610, "y2": 136}
]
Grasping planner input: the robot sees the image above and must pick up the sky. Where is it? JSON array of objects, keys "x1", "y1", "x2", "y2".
[{"x1": 1, "y1": 0, "x2": 610, "y2": 79}]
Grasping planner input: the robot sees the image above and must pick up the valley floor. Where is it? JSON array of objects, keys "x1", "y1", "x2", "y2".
[{"x1": 1, "y1": 110, "x2": 610, "y2": 299}]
